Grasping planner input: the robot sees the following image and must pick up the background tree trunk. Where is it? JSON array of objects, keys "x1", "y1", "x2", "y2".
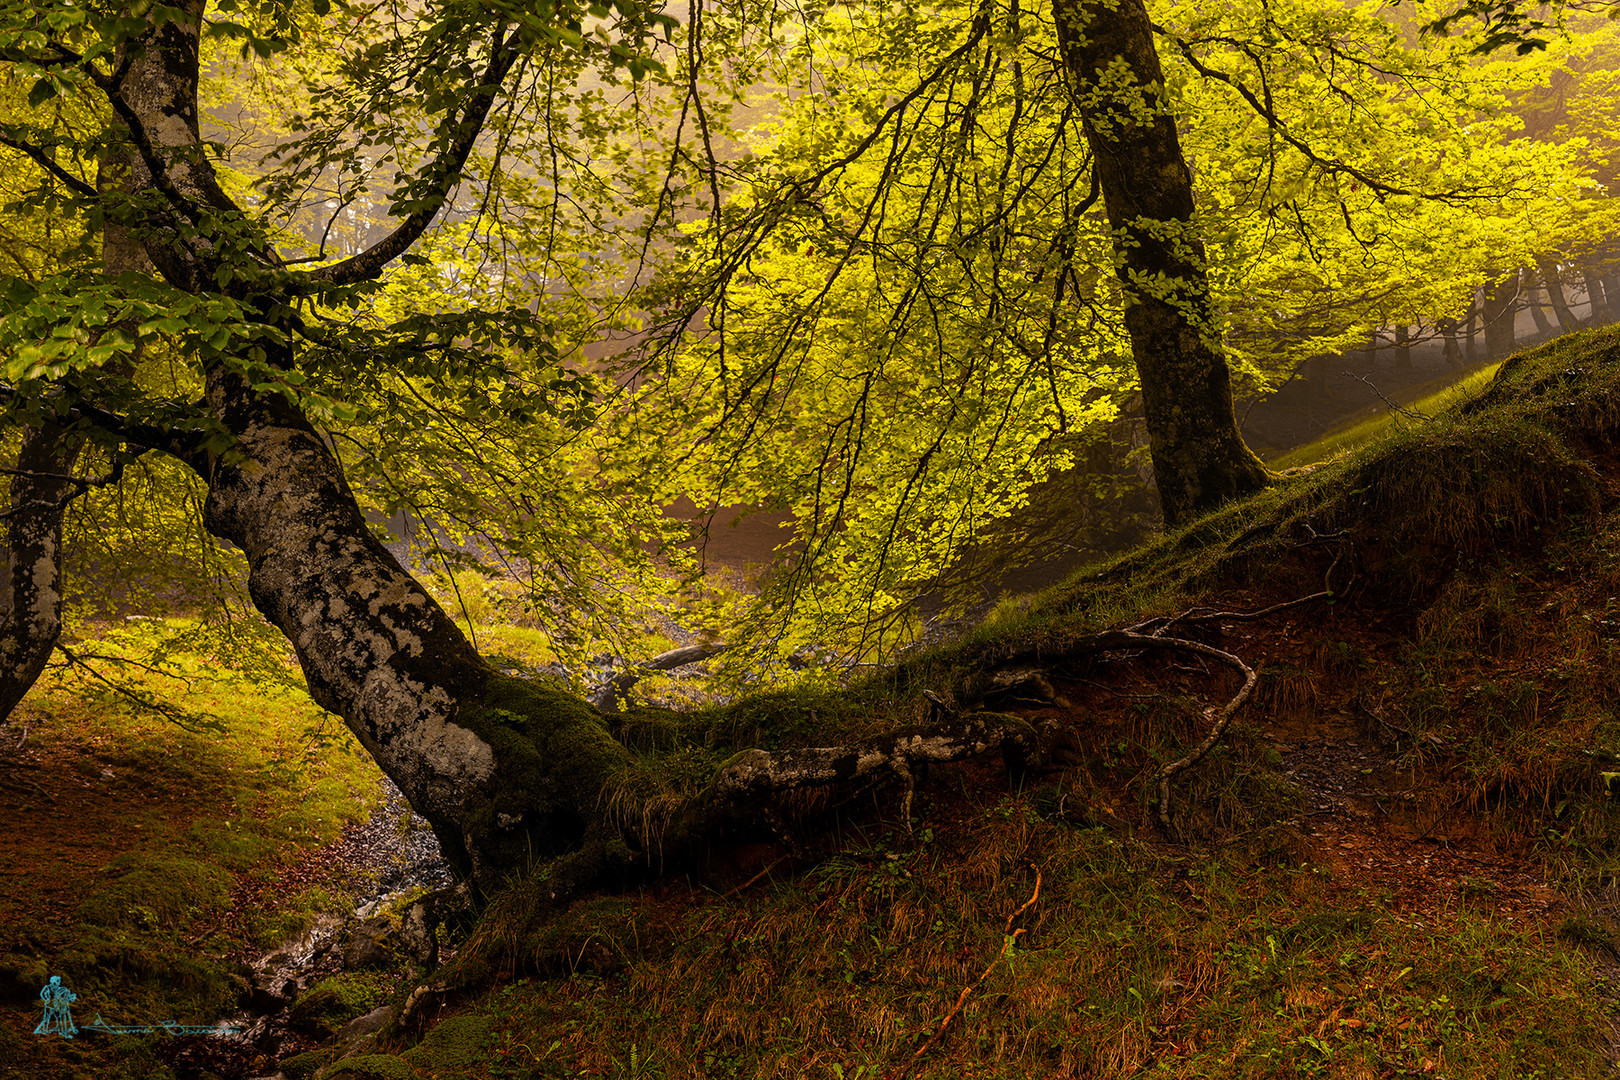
[
  {"x1": 1523, "y1": 266, "x2": 1552, "y2": 336},
  {"x1": 1481, "y1": 271, "x2": 1518, "y2": 361},
  {"x1": 1052, "y1": 0, "x2": 1269, "y2": 527},
  {"x1": 0, "y1": 151, "x2": 150, "y2": 721},
  {"x1": 0, "y1": 425, "x2": 83, "y2": 719},
  {"x1": 1536, "y1": 257, "x2": 1579, "y2": 332},
  {"x1": 1394, "y1": 324, "x2": 1412, "y2": 371}
]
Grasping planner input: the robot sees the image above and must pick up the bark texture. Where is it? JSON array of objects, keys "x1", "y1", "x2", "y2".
[
  {"x1": 0, "y1": 425, "x2": 83, "y2": 719},
  {"x1": 96, "y1": 2, "x2": 641, "y2": 892},
  {"x1": 1052, "y1": 0, "x2": 1269, "y2": 527},
  {"x1": 1481, "y1": 272, "x2": 1518, "y2": 361},
  {"x1": 1536, "y1": 257, "x2": 1579, "y2": 332}
]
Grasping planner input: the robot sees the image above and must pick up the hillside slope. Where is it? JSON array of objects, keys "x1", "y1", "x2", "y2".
[
  {"x1": 16, "y1": 324, "x2": 1620, "y2": 1079},
  {"x1": 277, "y1": 324, "x2": 1620, "y2": 1080}
]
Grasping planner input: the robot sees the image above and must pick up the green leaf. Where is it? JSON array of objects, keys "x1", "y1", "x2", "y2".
[{"x1": 27, "y1": 77, "x2": 57, "y2": 107}]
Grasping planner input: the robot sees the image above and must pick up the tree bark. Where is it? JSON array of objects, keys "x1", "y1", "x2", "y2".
[
  {"x1": 0, "y1": 134, "x2": 153, "y2": 720},
  {"x1": 1051, "y1": 0, "x2": 1269, "y2": 527},
  {"x1": 1481, "y1": 271, "x2": 1518, "y2": 361},
  {"x1": 0, "y1": 425, "x2": 83, "y2": 719},
  {"x1": 1523, "y1": 268, "x2": 1552, "y2": 336},
  {"x1": 1462, "y1": 297, "x2": 1479, "y2": 366},
  {"x1": 1536, "y1": 257, "x2": 1579, "y2": 332},
  {"x1": 1439, "y1": 317, "x2": 1463, "y2": 369},
  {"x1": 1393, "y1": 324, "x2": 1412, "y2": 371},
  {"x1": 81, "y1": 0, "x2": 646, "y2": 893}
]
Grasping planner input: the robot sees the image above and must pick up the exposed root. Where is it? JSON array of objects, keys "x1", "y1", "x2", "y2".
[
  {"x1": 704, "y1": 711, "x2": 1044, "y2": 812},
  {"x1": 889, "y1": 863, "x2": 1043, "y2": 1079},
  {"x1": 1145, "y1": 635, "x2": 1258, "y2": 836}
]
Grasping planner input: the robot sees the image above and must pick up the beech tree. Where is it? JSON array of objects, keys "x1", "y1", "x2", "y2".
[
  {"x1": 619, "y1": 0, "x2": 1582, "y2": 665},
  {"x1": 0, "y1": 0, "x2": 1594, "y2": 893}
]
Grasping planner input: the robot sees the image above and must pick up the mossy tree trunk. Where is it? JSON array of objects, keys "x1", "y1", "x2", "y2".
[
  {"x1": 37, "y1": 0, "x2": 642, "y2": 894},
  {"x1": 1051, "y1": 0, "x2": 1270, "y2": 528},
  {"x1": 0, "y1": 424, "x2": 83, "y2": 720}
]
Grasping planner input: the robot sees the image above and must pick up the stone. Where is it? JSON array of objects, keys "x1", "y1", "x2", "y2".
[
  {"x1": 397, "y1": 900, "x2": 437, "y2": 967},
  {"x1": 339, "y1": 916, "x2": 398, "y2": 970}
]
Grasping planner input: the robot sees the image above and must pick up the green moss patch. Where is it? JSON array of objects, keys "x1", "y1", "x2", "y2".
[
  {"x1": 403, "y1": 1013, "x2": 494, "y2": 1072},
  {"x1": 291, "y1": 972, "x2": 394, "y2": 1038},
  {"x1": 320, "y1": 1053, "x2": 414, "y2": 1079}
]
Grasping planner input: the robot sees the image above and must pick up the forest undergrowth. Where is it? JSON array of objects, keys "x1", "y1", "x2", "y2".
[{"x1": 13, "y1": 326, "x2": 1620, "y2": 1077}]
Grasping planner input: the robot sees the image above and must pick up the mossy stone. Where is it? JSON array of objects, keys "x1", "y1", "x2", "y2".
[
  {"x1": 278, "y1": 1047, "x2": 335, "y2": 1080},
  {"x1": 320, "y1": 1054, "x2": 414, "y2": 1079},
  {"x1": 403, "y1": 1013, "x2": 493, "y2": 1072},
  {"x1": 290, "y1": 972, "x2": 391, "y2": 1038}
]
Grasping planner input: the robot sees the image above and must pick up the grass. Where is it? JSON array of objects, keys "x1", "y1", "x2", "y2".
[
  {"x1": 360, "y1": 323, "x2": 1620, "y2": 1078},
  {"x1": 362, "y1": 797, "x2": 1609, "y2": 1079},
  {"x1": 1267, "y1": 362, "x2": 1504, "y2": 471},
  {"x1": 15, "y1": 328, "x2": 1620, "y2": 1078},
  {"x1": 0, "y1": 617, "x2": 387, "y2": 1079}
]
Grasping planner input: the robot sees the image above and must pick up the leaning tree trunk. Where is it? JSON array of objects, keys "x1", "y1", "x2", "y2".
[
  {"x1": 199, "y1": 366, "x2": 637, "y2": 889},
  {"x1": 91, "y1": 0, "x2": 642, "y2": 893},
  {"x1": 1536, "y1": 256, "x2": 1579, "y2": 332},
  {"x1": 1522, "y1": 268, "x2": 1552, "y2": 336},
  {"x1": 1051, "y1": 0, "x2": 1269, "y2": 527}
]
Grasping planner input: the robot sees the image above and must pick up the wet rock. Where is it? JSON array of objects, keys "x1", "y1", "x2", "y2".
[
  {"x1": 245, "y1": 972, "x2": 300, "y2": 1013},
  {"x1": 335, "y1": 1005, "x2": 392, "y2": 1050},
  {"x1": 397, "y1": 901, "x2": 437, "y2": 967},
  {"x1": 339, "y1": 916, "x2": 398, "y2": 970}
]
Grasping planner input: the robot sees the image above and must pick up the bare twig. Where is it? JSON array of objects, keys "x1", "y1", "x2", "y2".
[
  {"x1": 891, "y1": 864, "x2": 1043, "y2": 1079},
  {"x1": 1342, "y1": 371, "x2": 1431, "y2": 422},
  {"x1": 726, "y1": 856, "x2": 791, "y2": 896}
]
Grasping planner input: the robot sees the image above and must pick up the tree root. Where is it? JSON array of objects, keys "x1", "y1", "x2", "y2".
[
  {"x1": 703, "y1": 710, "x2": 1047, "y2": 814},
  {"x1": 888, "y1": 863, "x2": 1043, "y2": 1080}
]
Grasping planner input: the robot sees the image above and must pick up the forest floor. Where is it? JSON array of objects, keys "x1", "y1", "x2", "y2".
[{"x1": 9, "y1": 326, "x2": 1620, "y2": 1079}]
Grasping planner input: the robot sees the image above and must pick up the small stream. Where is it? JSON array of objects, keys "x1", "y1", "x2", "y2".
[{"x1": 192, "y1": 778, "x2": 456, "y2": 1079}]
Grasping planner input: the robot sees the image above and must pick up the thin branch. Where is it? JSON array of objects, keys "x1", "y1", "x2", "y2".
[
  {"x1": 0, "y1": 134, "x2": 98, "y2": 199},
  {"x1": 300, "y1": 27, "x2": 524, "y2": 287}
]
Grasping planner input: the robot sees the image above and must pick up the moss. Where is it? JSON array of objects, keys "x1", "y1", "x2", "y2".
[
  {"x1": 403, "y1": 1013, "x2": 494, "y2": 1072},
  {"x1": 447, "y1": 676, "x2": 640, "y2": 884},
  {"x1": 291, "y1": 972, "x2": 392, "y2": 1038},
  {"x1": 319, "y1": 1054, "x2": 414, "y2": 1079},
  {"x1": 278, "y1": 1047, "x2": 336, "y2": 1080},
  {"x1": 74, "y1": 854, "x2": 233, "y2": 932}
]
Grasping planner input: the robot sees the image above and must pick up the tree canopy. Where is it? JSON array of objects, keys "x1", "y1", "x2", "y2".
[{"x1": 1, "y1": 0, "x2": 1614, "y2": 888}]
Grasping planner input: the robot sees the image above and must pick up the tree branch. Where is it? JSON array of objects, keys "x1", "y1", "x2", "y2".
[
  {"x1": 589, "y1": 644, "x2": 724, "y2": 712},
  {"x1": 298, "y1": 29, "x2": 524, "y2": 287},
  {"x1": 0, "y1": 134, "x2": 98, "y2": 199}
]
